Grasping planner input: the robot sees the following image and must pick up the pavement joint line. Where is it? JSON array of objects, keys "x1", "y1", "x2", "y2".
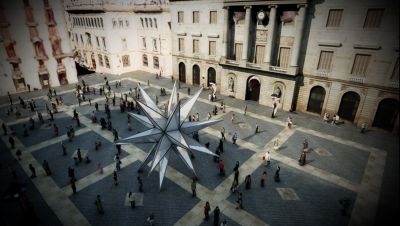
[{"x1": 27, "y1": 127, "x2": 92, "y2": 153}]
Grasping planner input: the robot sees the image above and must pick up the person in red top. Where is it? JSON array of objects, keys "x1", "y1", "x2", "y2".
[{"x1": 218, "y1": 160, "x2": 225, "y2": 176}]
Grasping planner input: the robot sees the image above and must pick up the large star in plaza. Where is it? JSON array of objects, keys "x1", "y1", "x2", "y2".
[{"x1": 116, "y1": 82, "x2": 221, "y2": 190}]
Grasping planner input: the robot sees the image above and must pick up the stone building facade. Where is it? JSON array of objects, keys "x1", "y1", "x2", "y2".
[
  {"x1": 0, "y1": 0, "x2": 77, "y2": 95},
  {"x1": 170, "y1": 0, "x2": 399, "y2": 133},
  {"x1": 64, "y1": 0, "x2": 173, "y2": 77}
]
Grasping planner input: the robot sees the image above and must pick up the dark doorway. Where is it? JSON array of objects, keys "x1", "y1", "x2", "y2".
[
  {"x1": 245, "y1": 77, "x2": 260, "y2": 101},
  {"x1": 207, "y1": 67, "x2": 216, "y2": 87},
  {"x1": 372, "y1": 98, "x2": 399, "y2": 131},
  {"x1": 58, "y1": 72, "x2": 68, "y2": 85},
  {"x1": 91, "y1": 54, "x2": 96, "y2": 70},
  {"x1": 307, "y1": 86, "x2": 326, "y2": 114},
  {"x1": 179, "y1": 62, "x2": 186, "y2": 83},
  {"x1": 192, "y1": 65, "x2": 200, "y2": 86},
  {"x1": 75, "y1": 62, "x2": 95, "y2": 76},
  {"x1": 338, "y1": 92, "x2": 360, "y2": 122}
]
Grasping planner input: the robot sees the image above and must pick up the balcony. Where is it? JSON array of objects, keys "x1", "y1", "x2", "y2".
[
  {"x1": 315, "y1": 70, "x2": 330, "y2": 77},
  {"x1": 34, "y1": 54, "x2": 48, "y2": 61},
  {"x1": 269, "y1": 65, "x2": 288, "y2": 73},
  {"x1": 56, "y1": 64, "x2": 66, "y2": 73},
  {"x1": 7, "y1": 57, "x2": 21, "y2": 63},
  {"x1": 38, "y1": 65, "x2": 48, "y2": 75},
  {"x1": 348, "y1": 76, "x2": 364, "y2": 83},
  {"x1": 12, "y1": 69, "x2": 23, "y2": 79}
]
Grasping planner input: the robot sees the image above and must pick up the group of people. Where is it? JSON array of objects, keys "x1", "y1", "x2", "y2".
[{"x1": 323, "y1": 112, "x2": 341, "y2": 125}]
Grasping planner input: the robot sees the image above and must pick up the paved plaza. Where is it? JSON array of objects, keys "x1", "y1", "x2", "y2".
[{"x1": 0, "y1": 71, "x2": 398, "y2": 226}]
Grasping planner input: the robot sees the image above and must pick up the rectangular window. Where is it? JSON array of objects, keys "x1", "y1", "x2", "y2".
[
  {"x1": 255, "y1": 45, "x2": 265, "y2": 64},
  {"x1": 326, "y1": 9, "x2": 343, "y2": 27},
  {"x1": 121, "y1": 38, "x2": 127, "y2": 50},
  {"x1": 193, "y1": 11, "x2": 199, "y2": 23},
  {"x1": 278, "y1": 47, "x2": 291, "y2": 68},
  {"x1": 364, "y1": 9, "x2": 384, "y2": 28},
  {"x1": 391, "y1": 57, "x2": 399, "y2": 81},
  {"x1": 105, "y1": 55, "x2": 110, "y2": 68},
  {"x1": 209, "y1": 41, "x2": 216, "y2": 56},
  {"x1": 234, "y1": 43, "x2": 243, "y2": 61},
  {"x1": 118, "y1": 18, "x2": 123, "y2": 28},
  {"x1": 351, "y1": 54, "x2": 371, "y2": 76},
  {"x1": 142, "y1": 37, "x2": 146, "y2": 49},
  {"x1": 153, "y1": 56, "x2": 159, "y2": 69},
  {"x1": 178, "y1": 38, "x2": 184, "y2": 52},
  {"x1": 142, "y1": 54, "x2": 148, "y2": 66},
  {"x1": 112, "y1": 19, "x2": 117, "y2": 28},
  {"x1": 153, "y1": 38, "x2": 157, "y2": 51},
  {"x1": 125, "y1": 19, "x2": 129, "y2": 27},
  {"x1": 193, "y1": 39, "x2": 199, "y2": 54},
  {"x1": 317, "y1": 50, "x2": 334, "y2": 72},
  {"x1": 96, "y1": 36, "x2": 100, "y2": 49},
  {"x1": 122, "y1": 55, "x2": 130, "y2": 67},
  {"x1": 102, "y1": 37, "x2": 106, "y2": 50},
  {"x1": 178, "y1": 11, "x2": 184, "y2": 23},
  {"x1": 98, "y1": 54, "x2": 103, "y2": 66},
  {"x1": 210, "y1": 11, "x2": 217, "y2": 24}
]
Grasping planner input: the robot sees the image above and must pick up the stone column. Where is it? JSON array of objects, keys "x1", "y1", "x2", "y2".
[
  {"x1": 290, "y1": 4, "x2": 307, "y2": 68},
  {"x1": 264, "y1": 5, "x2": 277, "y2": 67},
  {"x1": 221, "y1": 6, "x2": 230, "y2": 60},
  {"x1": 241, "y1": 6, "x2": 251, "y2": 65}
]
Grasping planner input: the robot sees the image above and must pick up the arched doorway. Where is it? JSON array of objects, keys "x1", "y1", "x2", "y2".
[
  {"x1": 338, "y1": 91, "x2": 360, "y2": 122},
  {"x1": 179, "y1": 62, "x2": 186, "y2": 83},
  {"x1": 245, "y1": 77, "x2": 260, "y2": 101},
  {"x1": 307, "y1": 86, "x2": 326, "y2": 114},
  {"x1": 207, "y1": 67, "x2": 216, "y2": 87},
  {"x1": 91, "y1": 53, "x2": 96, "y2": 70},
  {"x1": 372, "y1": 98, "x2": 399, "y2": 131},
  {"x1": 192, "y1": 65, "x2": 200, "y2": 86}
]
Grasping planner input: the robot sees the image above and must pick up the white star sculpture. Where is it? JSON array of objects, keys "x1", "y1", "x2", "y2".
[{"x1": 116, "y1": 82, "x2": 221, "y2": 190}]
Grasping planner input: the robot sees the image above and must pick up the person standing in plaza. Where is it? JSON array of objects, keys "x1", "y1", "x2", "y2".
[
  {"x1": 255, "y1": 124, "x2": 259, "y2": 134},
  {"x1": 95, "y1": 195, "x2": 104, "y2": 214},
  {"x1": 29, "y1": 164, "x2": 36, "y2": 178},
  {"x1": 218, "y1": 139, "x2": 224, "y2": 153},
  {"x1": 2, "y1": 123, "x2": 7, "y2": 135},
  {"x1": 113, "y1": 129, "x2": 119, "y2": 142},
  {"x1": 236, "y1": 192, "x2": 243, "y2": 210},
  {"x1": 230, "y1": 113, "x2": 235, "y2": 124},
  {"x1": 261, "y1": 171, "x2": 267, "y2": 187},
  {"x1": 137, "y1": 176, "x2": 143, "y2": 192},
  {"x1": 232, "y1": 131, "x2": 238, "y2": 144},
  {"x1": 115, "y1": 155, "x2": 121, "y2": 171},
  {"x1": 204, "y1": 201, "x2": 211, "y2": 221},
  {"x1": 361, "y1": 122, "x2": 367, "y2": 134},
  {"x1": 128, "y1": 191, "x2": 135, "y2": 208},
  {"x1": 9, "y1": 136, "x2": 15, "y2": 149},
  {"x1": 218, "y1": 160, "x2": 225, "y2": 176},
  {"x1": 244, "y1": 174, "x2": 251, "y2": 189},
  {"x1": 287, "y1": 116, "x2": 293, "y2": 129},
  {"x1": 77, "y1": 148, "x2": 82, "y2": 163},
  {"x1": 95, "y1": 102, "x2": 99, "y2": 112},
  {"x1": 274, "y1": 165, "x2": 281, "y2": 182},
  {"x1": 188, "y1": 87, "x2": 191, "y2": 96},
  {"x1": 113, "y1": 170, "x2": 118, "y2": 186},
  {"x1": 191, "y1": 179, "x2": 197, "y2": 197},
  {"x1": 213, "y1": 206, "x2": 220, "y2": 226},
  {"x1": 70, "y1": 178, "x2": 77, "y2": 194},
  {"x1": 244, "y1": 105, "x2": 247, "y2": 115},
  {"x1": 220, "y1": 127, "x2": 225, "y2": 141},
  {"x1": 42, "y1": 160, "x2": 51, "y2": 176}
]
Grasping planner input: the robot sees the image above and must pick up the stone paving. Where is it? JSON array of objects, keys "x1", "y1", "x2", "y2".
[{"x1": 0, "y1": 70, "x2": 398, "y2": 226}]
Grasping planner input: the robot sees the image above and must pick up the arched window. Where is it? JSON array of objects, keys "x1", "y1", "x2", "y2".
[
  {"x1": 207, "y1": 67, "x2": 216, "y2": 86},
  {"x1": 192, "y1": 65, "x2": 200, "y2": 86},
  {"x1": 142, "y1": 54, "x2": 148, "y2": 66},
  {"x1": 372, "y1": 98, "x2": 399, "y2": 131}
]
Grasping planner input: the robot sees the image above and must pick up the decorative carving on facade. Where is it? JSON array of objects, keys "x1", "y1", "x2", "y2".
[
  {"x1": 340, "y1": 84, "x2": 348, "y2": 91},
  {"x1": 256, "y1": 30, "x2": 267, "y2": 42},
  {"x1": 228, "y1": 76, "x2": 234, "y2": 92},
  {"x1": 309, "y1": 79, "x2": 314, "y2": 85},
  {"x1": 325, "y1": 81, "x2": 331, "y2": 88}
]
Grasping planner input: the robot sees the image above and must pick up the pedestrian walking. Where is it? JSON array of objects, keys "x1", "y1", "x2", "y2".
[
  {"x1": 261, "y1": 171, "x2": 267, "y2": 187},
  {"x1": 70, "y1": 178, "x2": 77, "y2": 194},
  {"x1": 2, "y1": 123, "x2": 7, "y2": 135},
  {"x1": 208, "y1": 112, "x2": 212, "y2": 120},
  {"x1": 113, "y1": 170, "x2": 118, "y2": 186},
  {"x1": 68, "y1": 166, "x2": 75, "y2": 180},
  {"x1": 95, "y1": 102, "x2": 99, "y2": 111},
  {"x1": 42, "y1": 160, "x2": 52, "y2": 176},
  {"x1": 61, "y1": 141, "x2": 67, "y2": 155},
  {"x1": 128, "y1": 191, "x2": 136, "y2": 208},
  {"x1": 234, "y1": 169, "x2": 239, "y2": 185},
  {"x1": 263, "y1": 151, "x2": 271, "y2": 166},
  {"x1": 244, "y1": 174, "x2": 251, "y2": 189},
  {"x1": 220, "y1": 127, "x2": 225, "y2": 141},
  {"x1": 137, "y1": 176, "x2": 143, "y2": 192},
  {"x1": 191, "y1": 179, "x2": 196, "y2": 197},
  {"x1": 95, "y1": 195, "x2": 104, "y2": 214},
  {"x1": 218, "y1": 139, "x2": 224, "y2": 153},
  {"x1": 146, "y1": 213, "x2": 155, "y2": 226},
  {"x1": 230, "y1": 113, "x2": 235, "y2": 124},
  {"x1": 236, "y1": 193, "x2": 243, "y2": 210},
  {"x1": 187, "y1": 87, "x2": 191, "y2": 96},
  {"x1": 287, "y1": 116, "x2": 293, "y2": 129},
  {"x1": 97, "y1": 162, "x2": 103, "y2": 174},
  {"x1": 213, "y1": 206, "x2": 220, "y2": 226},
  {"x1": 244, "y1": 105, "x2": 247, "y2": 115},
  {"x1": 9, "y1": 136, "x2": 15, "y2": 149},
  {"x1": 361, "y1": 122, "x2": 367, "y2": 134},
  {"x1": 204, "y1": 201, "x2": 211, "y2": 221},
  {"x1": 232, "y1": 131, "x2": 237, "y2": 144},
  {"x1": 77, "y1": 148, "x2": 82, "y2": 162},
  {"x1": 255, "y1": 124, "x2": 259, "y2": 134},
  {"x1": 230, "y1": 176, "x2": 238, "y2": 193},
  {"x1": 113, "y1": 129, "x2": 119, "y2": 142},
  {"x1": 76, "y1": 117, "x2": 81, "y2": 127},
  {"x1": 218, "y1": 160, "x2": 225, "y2": 176},
  {"x1": 274, "y1": 165, "x2": 281, "y2": 182},
  {"x1": 29, "y1": 164, "x2": 36, "y2": 178},
  {"x1": 16, "y1": 149, "x2": 22, "y2": 160}
]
